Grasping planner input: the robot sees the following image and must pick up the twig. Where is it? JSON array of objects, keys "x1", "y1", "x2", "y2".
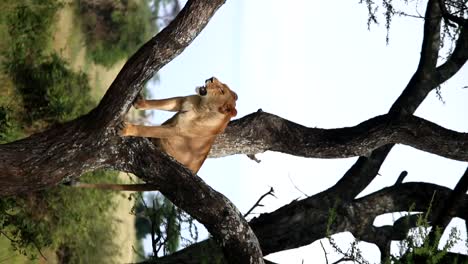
[
  {"x1": 247, "y1": 154, "x2": 261, "y2": 163},
  {"x1": 244, "y1": 187, "x2": 276, "y2": 217},
  {"x1": 0, "y1": 230, "x2": 18, "y2": 243},
  {"x1": 438, "y1": 0, "x2": 467, "y2": 26},
  {"x1": 320, "y1": 240, "x2": 329, "y2": 264},
  {"x1": 0, "y1": 231, "x2": 47, "y2": 260},
  {"x1": 331, "y1": 257, "x2": 354, "y2": 264},
  {"x1": 394, "y1": 171, "x2": 408, "y2": 185},
  {"x1": 32, "y1": 240, "x2": 47, "y2": 261},
  {"x1": 288, "y1": 173, "x2": 309, "y2": 197},
  {"x1": 395, "y1": 11, "x2": 425, "y2": 19}
]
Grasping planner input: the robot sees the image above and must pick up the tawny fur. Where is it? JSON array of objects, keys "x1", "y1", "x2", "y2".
[{"x1": 121, "y1": 77, "x2": 238, "y2": 173}]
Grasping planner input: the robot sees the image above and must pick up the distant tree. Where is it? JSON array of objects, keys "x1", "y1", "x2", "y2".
[
  {"x1": 149, "y1": 0, "x2": 181, "y2": 27},
  {"x1": 0, "y1": 0, "x2": 467, "y2": 263},
  {"x1": 76, "y1": 0, "x2": 156, "y2": 66},
  {"x1": 132, "y1": 192, "x2": 198, "y2": 259}
]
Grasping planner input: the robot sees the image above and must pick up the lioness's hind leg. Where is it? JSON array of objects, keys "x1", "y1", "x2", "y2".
[{"x1": 119, "y1": 122, "x2": 179, "y2": 138}]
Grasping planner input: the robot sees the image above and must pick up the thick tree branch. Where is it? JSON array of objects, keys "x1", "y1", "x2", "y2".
[
  {"x1": 438, "y1": 0, "x2": 468, "y2": 26},
  {"x1": 0, "y1": 119, "x2": 109, "y2": 194},
  {"x1": 2, "y1": 107, "x2": 466, "y2": 200},
  {"x1": 329, "y1": 0, "x2": 447, "y2": 201},
  {"x1": 426, "y1": 166, "x2": 468, "y2": 244},
  {"x1": 435, "y1": 25, "x2": 468, "y2": 84},
  {"x1": 0, "y1": 0, "x2": 465, "y2": 262},
  {"x1": 389, "y1": 0, "x2": 442, "y2": 116},
  {"x1": 107, "y1": 137, "x2": 264, "y2": 263},
  {"x1": 0, "y1": 1, "x2": 267, "y2": 263},
  {"x1": 0, "y1": 0, "x2": 227, "y2": 194},
  {"x1": 353, "y1": 168, "x2": 468, "y2": 261},
  {"x1": 158, "y1": 182, "x2": 468, "y2": 263},
  {"x1": 432, "y1": 167, "x2": 468, "y2": 227},
  {"x1": 93, "y1": 0, "x2": 226, "y2": 128},
  {"x1": 211, "y1": 112, "x2": 468, "y2": 161}
]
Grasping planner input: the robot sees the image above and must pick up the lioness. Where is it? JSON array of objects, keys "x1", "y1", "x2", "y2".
[{"x1": 120, "y1": 77, "x2": 238, "y2": 173}]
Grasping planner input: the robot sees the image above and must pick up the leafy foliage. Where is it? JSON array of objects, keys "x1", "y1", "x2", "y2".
[
  {"x1": 2, "y1": 1, "x2": 95, "y2": 125},
  {"x1": 0, "y1": 171, "x2": 121, "y2": 261},
  {"x1": 0, "y1": 106, "x2": 23, "y2": 144},
  {"x1": 0, "y1": 1, "x2": 124, "y2": 262},
  {"x1": 5, "y1": 54, "x2": 94, "y2": 124},
  {"x1": 3, "y1": 0, "x2": 61, "y2": 60},
  {"x1": 392, "y1": 201, "x2": 463, "y2": 264},
  {"x1": 358, "y1": 0, "x2": 466, "y2": 46},
  {"x1": 132, "y1": 192, "x2": 198, "y2": 259},
  {"x1": 325, "y1": 199, "x2": 464, "y2": 263},
  {"x1": 75, "y1": 0, "x2": 156, "y2": 67}
]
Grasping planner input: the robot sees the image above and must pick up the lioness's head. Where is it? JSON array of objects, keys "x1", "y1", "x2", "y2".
[{"x1": 196, "y1": 77, "x2": 238, "y2": 117}]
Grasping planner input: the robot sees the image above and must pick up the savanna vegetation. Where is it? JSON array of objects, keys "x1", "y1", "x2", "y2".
[
  {"x1": 0, "y1": 0, "x2": 159, "y2": 262},
  {"x1": 75, "y1": 0, "x2": 156, "y2": 67}
]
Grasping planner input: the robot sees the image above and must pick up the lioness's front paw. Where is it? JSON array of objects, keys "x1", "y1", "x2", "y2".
[
  {"x1": 133, "y1": 93, "x2": 145, "y2": 109},
  {"x1": 117, "y1": 121, "x2": 132, "y2": 136}
]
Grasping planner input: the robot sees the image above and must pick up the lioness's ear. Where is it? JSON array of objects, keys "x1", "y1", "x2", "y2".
[{"x1": 219, "y1": 103, "x2": 237, "y2": 117}]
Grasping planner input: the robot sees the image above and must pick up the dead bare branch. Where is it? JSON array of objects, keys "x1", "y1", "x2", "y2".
[{"x1": 244, "y1": 187, "x2": 276, "y2": 218}]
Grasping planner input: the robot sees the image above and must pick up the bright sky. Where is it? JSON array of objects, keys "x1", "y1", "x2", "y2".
[{"x1": 146, "y1": 0, "x2": 468, "y2": 263}]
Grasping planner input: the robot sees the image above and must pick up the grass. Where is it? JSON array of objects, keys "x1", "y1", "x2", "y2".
[
  {"x1": 52, "y1": 2, "x2": 84, "y2": 64},
  {"x1": 52, "y1": 2, "x2": 127, "y2": 99},
  {"x1": 51, "y1": 7, "x2": 139, "y2": 262},
  {"x1": 0, "y1": 1, "x2": 137, "y2": 263},
  {"x1": 0, "y1": 238, "x2": 30, "y2": 264}
]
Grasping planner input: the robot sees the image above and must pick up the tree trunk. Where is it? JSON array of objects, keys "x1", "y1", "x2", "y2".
[
  {"x1": 0, "y1": 1, "x2": 265, "y2": 263},
  {"x1": 1, "y1": 0, "x2": 467, "y2": 262}
]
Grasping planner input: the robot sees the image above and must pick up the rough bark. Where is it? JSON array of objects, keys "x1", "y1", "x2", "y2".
[
  {"x1": 156, "y1": 0, "x2": 468, "y2": 262},
  {"x1": 329, "y1": 0, "x2": 447, "y2": 203},
  {"x1": 0, "y1": 0, "x2": 467, "y2": 262},
  {"x1": 0, "y1": 1, "x2": 265, "y2": 263},
  {"x1": 5, "y1": 110, "x2": 467, "y2": 193},
  {"x1": 110, "y1": 137, "x2": 264, "y2": 263},
  {"x1": 210, "y1": 112, "x2": 468, "y2": 161},
  {"x1": 157, "y1": 181, "x2": 468, "y2": 263}
]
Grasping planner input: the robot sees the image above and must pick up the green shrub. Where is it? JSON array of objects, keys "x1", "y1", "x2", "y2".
[
  {"x1": 4, "y1": 0, "x2": 61, "y2": 61},
  {"x1": 3, "y1": 0, "x2": 94, "y2": 125},
  {"x1": 0, "y1": 106, "x2": 24, "y2": 143},
  {"x1": 132, "y1": 192, "x2": 199, "y2": 259},
  {"x1": 5, "y1": 54, "x2": 95, "y2": 124},
  {"x1": 1, "y1": 2, "x2": 122, "y2": 262},
  {"x1": 0, "y1": 170, "x2": 121, "y2": 261},
  {"x1": 76, "y1": 0, "x2": 156, "y2": 67}
]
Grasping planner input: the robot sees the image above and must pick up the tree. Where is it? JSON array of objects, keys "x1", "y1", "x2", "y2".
[{"x1": 0, "y1": 0, "x2": 467, "y2": 263}]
